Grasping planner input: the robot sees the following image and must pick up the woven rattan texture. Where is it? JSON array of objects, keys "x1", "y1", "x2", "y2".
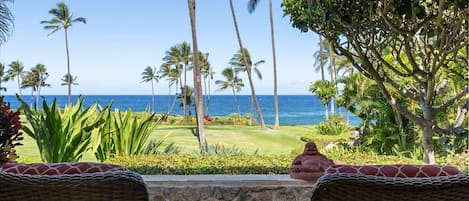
[
  {"x1": 311, "y1": 173, "x2": 469, "y2": 201},
  {"x1": 0, "y1": 170, "x2": 149, "y2": 201}
]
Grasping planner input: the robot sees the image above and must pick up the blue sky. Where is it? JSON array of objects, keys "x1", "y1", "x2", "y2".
[{"x1": 1, "y1": 0, "x2": 320, "y2": 95}]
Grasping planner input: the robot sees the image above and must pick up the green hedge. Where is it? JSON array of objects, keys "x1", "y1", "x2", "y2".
[
  {"x1": 106, "y1": 152, "x2": 467, "y2": 175},
  {"x1": 106, "y1": 155, "x2": 293, "y2": 175}
]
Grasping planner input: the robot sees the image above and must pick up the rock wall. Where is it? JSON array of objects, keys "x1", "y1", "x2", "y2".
[{"x1": 143, "y1": 175, "x2": 316, "y2": 201}]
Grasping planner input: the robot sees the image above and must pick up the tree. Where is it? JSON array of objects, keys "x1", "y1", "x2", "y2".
[
  {"x1": 159, "y1": 62, "x2": 180, "y2": 113},
  {"x1": 60, "y1": 73, "x2": 78, "y2": 87},
  {"x1": 248, "y1": 0, "x2": 280, "y2": 130},
  {"x1": 5, "y1": 60, "x2": 24, "y2": 96},
  {"x1": 187, "y1": 0, "x2": 207, "y2": 152},
  {"x1": 0, "y1": 0, "x2": 13, "y2": 45},
  {"x1": 309, "y1": 80, "x2": 337, "y2": 121},
  {"x1": 163, "y1": 42, "x2": 191, "y2": 120},
  {"x1": 141, "y1": 66, "x2": 159, "y2": 113},
  {"x1": 215, "y1": 67, "x2": 244, "y2": 116},
  {"x1": 199, "y1": 52, "x2": 215, "y2": 115},
  {"x1": 0, "y1": 63, "x2": 7, "y2": 93},
  {"x1": 30, "y1": 64, "x2": 50, "y2": 107},
  {"x1": 41, "y1": 1, "x2": 86, "y2": 105},
  {"x1": 229, "y1": 0, "x2": 266, "y2": 130},
  {"x1": 283, "y1": 0, "x2": 469, "y2": 164}
]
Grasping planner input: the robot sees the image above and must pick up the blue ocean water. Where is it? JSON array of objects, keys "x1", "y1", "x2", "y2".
[{"x1": 3, "y1": 95, "x2": 361, "y2": 125}]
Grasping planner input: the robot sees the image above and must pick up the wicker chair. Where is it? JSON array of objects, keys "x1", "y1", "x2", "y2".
[
  {"x1": 0, "y1": 170, "x2": 149, "y2": 201},
  {"x1": 311, "y1": 173, "x2": 469, "y2": 201}
]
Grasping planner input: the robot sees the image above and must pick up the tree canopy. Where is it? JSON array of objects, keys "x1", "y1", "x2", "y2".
[{"x1": 283, "y1": 0, "x2": 468, "y2": 164}]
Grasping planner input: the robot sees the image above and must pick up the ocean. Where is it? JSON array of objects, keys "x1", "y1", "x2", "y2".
[{"x1": 3, "y1": 95, "x2": 361, "y2": 125}]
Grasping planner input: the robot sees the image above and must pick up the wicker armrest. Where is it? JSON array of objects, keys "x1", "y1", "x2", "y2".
[
  {"x1": 312, "y1": 173, "x2": 469, "y2": 201},
  {"x1": 0, "y1": 170, "x2": 149, "y2": 201}
]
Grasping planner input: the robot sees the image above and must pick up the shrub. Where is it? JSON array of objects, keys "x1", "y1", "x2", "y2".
[
  {"x1": 0, "y1": 96, "x2": 23, "y2": 164},
  {"x1": 106, "y1": 154, "x2": 293, "y2": 175},
  {"x1": 94, "y1": 109, "x2": 160, "y2": 161},
  {"x1": 192, "y1": 142, "x2": 258, "y2": 156},
  {"x1": 19, "y1": 96, "x2": 106, "y2": 162},
  {"x1": 315, "y1": 115, "x2": 351, "y2": 136}
]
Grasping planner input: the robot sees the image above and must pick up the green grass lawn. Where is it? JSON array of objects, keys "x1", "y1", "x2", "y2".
[
  {"x1": 16, "y1": 125, "x2": 350, "y2": 163},
  {"x1": 17, "y1": 125, "x2": 344, "y2": 162}
]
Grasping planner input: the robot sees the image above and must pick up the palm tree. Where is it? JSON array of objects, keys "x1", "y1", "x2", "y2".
[
  {"x1": 60, "y1": 73, "x2": 78, "y2": 87},
  {"x1": 0, "y1": 0, "x2": 13, "y2": 46},
  {"x1": 187, "y1": 0, "x2": 207, "y2": 152},
  {"x1": 158, "y1": 63, "x2": 172, "y2": 112},
  {"x1": 229, "y1": 48, "x2": 265, "y2": 128},
  {"x1": 163, "y1": 42, "x2": 191, "y2": 119},
  {"x1": 5, "y1": 60, "x2": 24, "y2": 96},
  {"x1": 248, "y1": 0, "x2": 280, "y2": 130},
  {"x1": 229, "y1": 0, "x2": 266, "y2": 130},
  {"x1": 30, "y1": 64, "x2": 50, "y2": 107},
  {"x1": 141, "y1": 66, "x2": 159, "y2": 113},
  {"x1": 0, "y1": 63, "x2": 7, "y2": 94},
  {"x1": 41, "y1": 1, "x2": 86, "y2": 105},
  {"x1": 309, "y1": 80, "x2": 338, "y2": 121},
  {"x1": 215, "y1": 67, "x2": 244, "y2": 116},
  {"x1": 21, "y1": 71, "x2": 36, "y2": 107},
  {"x1": 199, "y1": 52, "x2": 215, "y2": 115}
]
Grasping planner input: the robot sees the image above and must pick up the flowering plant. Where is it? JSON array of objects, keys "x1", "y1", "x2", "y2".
[{"x1": 0, "y1": 96, "x2": 23, "y2": 164}]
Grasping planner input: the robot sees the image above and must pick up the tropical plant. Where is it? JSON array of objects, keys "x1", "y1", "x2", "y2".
[
  {"x1": 199, "y1": 52, "x2": 215, "y2": 115},
  {"x1": 30, "y1": 64, "x2": 50, "y2": 107},
  {"x1": 94, "y1": 108, "x2": 159, "y2": 162},
  {"x1": 158, "y1": 63, "x2": 180, "y2": 113},
  {"x1": 314, "y1": 114, "x2": 351, "y2": 136},
  {"x1": 193, "y1": 142, "x2": 254, "y2": 156},
  {"x1": 215, "y1": 67, "x2": 244, "y2": 116},
  {"x1": 142, "y1": 134, "x2": 180, "y2": 155},
  {"x1": 0, "y1": 63, "x2": 7, "y2": 94},
  {"x1": 228, "y1": 0, "x2": 266, "y2": 130},
  {"x1": 5, "y1": 60, "x2": 24, "y2": 96},
  {"x1": 248, "y1": 0, "x2": 280, "y2": 130},
  {"x1": 141, "y1": 66, "x2": 159, "y2": 113},
  {"x1": 229, "y1": 48, "x2": 266, "y2": 129},
  {"x1": 41, "y1": 1, "x2": 86, "y2": 105},
  {"x1": 162, "y1": 42, "x2": 191, "y2": 119},
  {"x1": 283, "y1": 0, "x2": 469, "y2": 163},
  {"x1": 18, "y1": 96, "x2": 106, "y2": 162},
  {"x1": 309, "y1": 80, "x2": 337, "y2": 121},
  {"x1": 0, "y1": 96, "x2": 23, "y2": 164},
  {"x1": 177, "y1": 85, "x2": 194, "y2": 116},
  {"x1": 60, "y1": 73, "x2": 78, "y2": 87},
  {"x1": 0, "y1": 0, "x2": 13, "y2": 45},
  {"x1": 187, "y1": 0, "x2": 207, "y2": 152}
]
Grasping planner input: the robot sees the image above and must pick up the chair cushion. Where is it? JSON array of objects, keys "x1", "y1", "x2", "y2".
[
  {"x1": 0, "y1": 162, "x2": 127, "y2": 175},
  {"x1": 325, "y1": 164, "x2": 460, "y2": 178}
]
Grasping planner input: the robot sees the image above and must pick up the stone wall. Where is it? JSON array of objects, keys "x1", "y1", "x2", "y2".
[{"x1": 143, "y1": 175, "x2": 316, "y2": 201}]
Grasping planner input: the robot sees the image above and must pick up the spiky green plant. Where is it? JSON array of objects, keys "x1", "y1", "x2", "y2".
[
  {"x1": 18, "y1": 95, "x2": 106, "y2": 162},
  {"x1": 94, "y1": 109, "x2": 161, "y2": 161}
]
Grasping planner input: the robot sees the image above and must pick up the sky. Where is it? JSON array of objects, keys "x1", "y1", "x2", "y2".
[{"x1": 1, "y1": 0, "x2": 320, "y2": 95}]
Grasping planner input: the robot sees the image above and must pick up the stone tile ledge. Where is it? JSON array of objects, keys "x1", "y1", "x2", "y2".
[{"x1": 143, "y1": 174, "x2": 316, "y2": 186}]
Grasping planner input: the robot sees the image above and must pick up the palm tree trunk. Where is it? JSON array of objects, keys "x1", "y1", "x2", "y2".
[
  {"x1": 328, "y1": 45, "x2": 335, "y2": 114},
  {"x1": 183, "y1": 65, "x2": 187, "y2": 120},
  {"x1": 187, "y1": 0, "x2": 207, "y2": 152},
  {"x1": 151, "y1": 80, "x2": 155, "y2": 113},
  {"x1": 319, "y1": 36, "x2": 327, "y2": 118},
  {"x1": 232, "y1": 87, "x2": 241, "y2": 117},
  {"x1": 17, "y1": 75, "x2": 22, "y2": 96},
  {"x1": 64, "y1": 28, "x2": 72, "y2": 105},
  {"x1": 167, "y1": 83, "x2": 171, "y2": 112},
  {"x1": 203, "y1": 76, "x2": 208, "y2": 114},
  {"x1": 269, "y1": 0, "x2": 279, "y2": 130},
  {"x1": 229, "y1": 0, "x2": 266, "y2": 130}
]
